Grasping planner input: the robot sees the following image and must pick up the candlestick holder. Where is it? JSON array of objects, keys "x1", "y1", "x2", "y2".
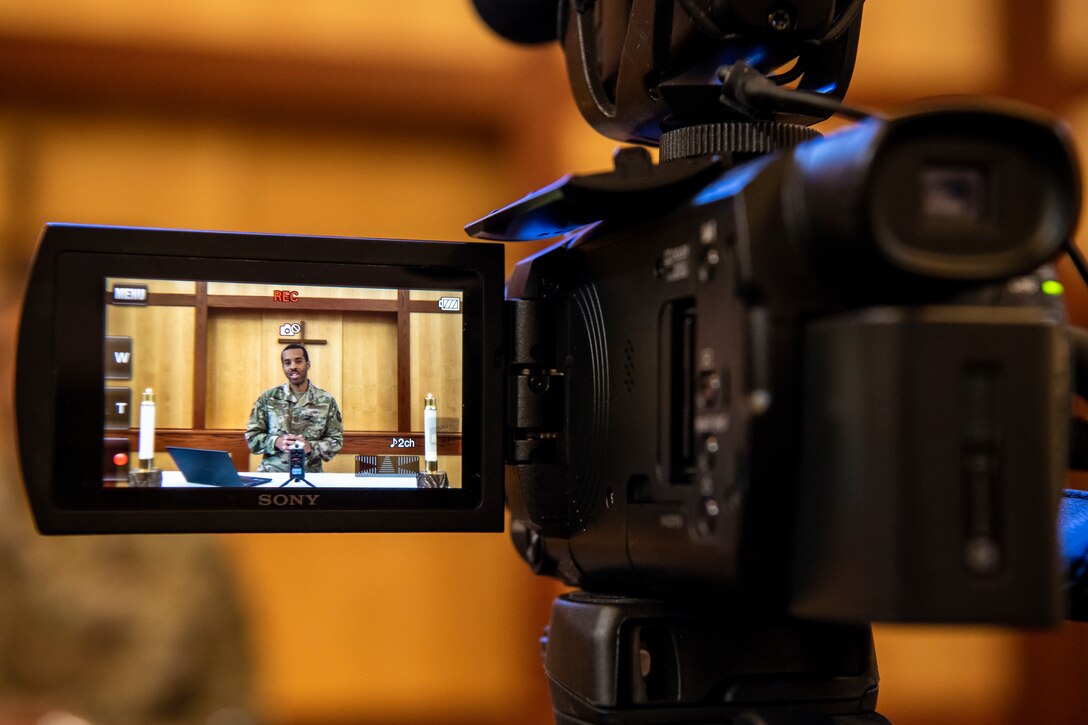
[
  {"x1": 415, "y1": 470, "x2": 449, "y2": 488},
  {"x1": 128, "y1": 467, "x2": 162, "y2": 487}
]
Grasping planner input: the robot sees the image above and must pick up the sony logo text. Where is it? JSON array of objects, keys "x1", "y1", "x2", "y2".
[{"x1": 258, "y1": 493, "x2": 321, "y2": 506}]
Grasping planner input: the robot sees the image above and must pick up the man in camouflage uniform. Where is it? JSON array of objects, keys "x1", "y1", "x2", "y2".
[{"x1": 245, "y1": 344, "x2": 343, "y2": 473}]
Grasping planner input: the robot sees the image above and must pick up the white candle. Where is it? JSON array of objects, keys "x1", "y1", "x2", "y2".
[
  {"x1": 424, "y1": 393, "x2": 437, "y2": 473},
  {"x1": 139, "y1": 388, "x2": 156, "y2": 463}
]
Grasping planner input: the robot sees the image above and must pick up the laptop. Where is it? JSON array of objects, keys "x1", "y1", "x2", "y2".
[{"x1": 166, "y1": 447, "x2": 272, "y2": 487}]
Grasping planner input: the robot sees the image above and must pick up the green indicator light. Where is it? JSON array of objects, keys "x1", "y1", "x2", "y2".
[{"x1": 1042, "y1": 280, "x2": 1064, "y2": 296}]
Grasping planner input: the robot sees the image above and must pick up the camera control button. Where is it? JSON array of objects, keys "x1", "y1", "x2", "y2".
[{"x1": 699, "y1": 371, "x2": 723, "y2": 408}]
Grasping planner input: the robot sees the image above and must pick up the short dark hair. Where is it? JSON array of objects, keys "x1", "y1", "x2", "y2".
[{"x1": 281, "y1": 343, "x2": 309, "y2": 362}]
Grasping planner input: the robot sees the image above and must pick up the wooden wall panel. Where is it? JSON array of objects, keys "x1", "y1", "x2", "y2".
[
  {"x1": 206, "y1": 311, "x2": 268, "y2": 430},
  {"x1": 409, "y1": 290, "x2": 460, "y2": 301},
  {"x1": 340, "y1": 313, "x2": 398, "y2": 431},
  {"x1": 206, "y1": 311, "x2": 345, "y2": 424},
  {"x1": 104, "y1": 303, "x2": 194, "y2": 429},
  {"x1": 207, "y1": 282, "x2": 398, "y2": 300},
  {"x1": 409, "y1": 310, "x2": 463, "y2": 431},
  {"x1": 441, "y1": 455, "x2": 462, "y2": 488}
]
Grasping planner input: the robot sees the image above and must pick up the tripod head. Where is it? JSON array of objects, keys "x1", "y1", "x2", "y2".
[{"x1": 474, "y1": 0, "x2": 864, "y2": 145}]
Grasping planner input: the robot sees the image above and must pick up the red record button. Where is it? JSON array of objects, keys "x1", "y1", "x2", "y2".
[{"x1": 113, "y1": 452, "x2": 129, "y2": 466}]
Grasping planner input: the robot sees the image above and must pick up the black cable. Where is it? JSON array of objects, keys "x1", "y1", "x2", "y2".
[
  {"x1": 753, "y1": 83, "x2": 874, "y2": 120},
  {"x1": 1065, "y1": 240, "x2": 1088, "y2": 289},
  {"x1": 718, "y1": 61, "x2": 879, "y2": 121},
  {"x1": 814, "y1": 0, "x2": 866, "y2": 46}
]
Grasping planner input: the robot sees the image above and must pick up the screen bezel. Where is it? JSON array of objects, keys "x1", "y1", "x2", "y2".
[{"x1": 18, "y1": 224, "x2": 505, "y2": 533}]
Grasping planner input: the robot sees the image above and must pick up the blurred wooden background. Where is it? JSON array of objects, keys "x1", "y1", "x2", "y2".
[{"x1": 1, "y1": 1, "x2": 1088, "y2": 723}]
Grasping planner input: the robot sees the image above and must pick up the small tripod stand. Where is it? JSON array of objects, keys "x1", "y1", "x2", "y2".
[{"x1": 281, "y1": 444, "x2": 314, "y2": 487}]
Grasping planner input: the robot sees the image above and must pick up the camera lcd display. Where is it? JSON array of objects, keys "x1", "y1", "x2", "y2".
[
  {"x1": 102, "y1": 276, "x2": 467, "y2": 490},
  {"x1": 17, "y1": 224, "x2": 504, "y2": 533}
]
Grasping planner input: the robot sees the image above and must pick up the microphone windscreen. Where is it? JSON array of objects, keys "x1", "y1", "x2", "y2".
[{"x1": 471, "y1": 0, "x2": 561, "y2": 44}]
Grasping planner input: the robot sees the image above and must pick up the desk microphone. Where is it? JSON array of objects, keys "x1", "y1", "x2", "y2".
[{"x1": 283, "y1": 440, "x2": 315, "y2": 487}]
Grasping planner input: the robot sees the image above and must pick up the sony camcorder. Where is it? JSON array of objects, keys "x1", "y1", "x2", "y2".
[
  {"x1": 13, "y1": 1, "x2": 1088, "y2": 721},
  {"x1": 17, "y1": 103, "x2": 1080, "y2": 619}
]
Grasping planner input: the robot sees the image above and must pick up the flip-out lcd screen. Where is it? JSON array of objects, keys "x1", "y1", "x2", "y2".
[{"x1": 17, "y1": 224, "x2": 504, "y2": 533}]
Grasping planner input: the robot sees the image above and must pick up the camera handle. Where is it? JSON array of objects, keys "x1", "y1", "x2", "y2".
[
  {"x1": 542, "y1": 592, "x2": 888, "y2": 724},
  {"x1": 467, "y1": 116, "x2": 827, "y2": 244}
]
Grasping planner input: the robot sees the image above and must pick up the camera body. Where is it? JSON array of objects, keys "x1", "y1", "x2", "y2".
[{"x1": 492, "y1": 105, "x2": 1077, "y2": 623}]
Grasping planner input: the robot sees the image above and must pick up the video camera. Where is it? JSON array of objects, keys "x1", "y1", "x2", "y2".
[{"x1": 14, "y1": 1, "x2": 1088, "y2": 722}]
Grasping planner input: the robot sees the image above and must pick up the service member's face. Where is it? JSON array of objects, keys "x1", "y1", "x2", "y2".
[{"x1": 282, "y1": 349, "x2": 310, "y2": 388}]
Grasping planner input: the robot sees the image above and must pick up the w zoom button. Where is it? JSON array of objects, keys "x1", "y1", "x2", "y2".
[{"x1": 105, "y1": 336, "x2": 133, "y2": 379}]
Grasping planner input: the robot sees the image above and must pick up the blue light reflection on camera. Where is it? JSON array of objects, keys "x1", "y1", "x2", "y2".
[
  {"x1": 791, "y1": 120, "x2": 879, "y2": 178},
  {"x1": 744, "y1": 47, "x2": 767, "y2": 67},
  {"x1": 1061, "y1": 490, "x2": 1088, "y2": 585},
  {"x1": 692, "y1": 155, "x2": 775, "y2": 207},
  {"x1": 511, "y1": 218, "x2": 586, "y2": 240}
]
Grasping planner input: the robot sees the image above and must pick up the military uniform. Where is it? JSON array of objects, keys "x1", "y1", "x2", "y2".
[{"x1": 245, "y1": 382, "x2": 344, "y2": 472}]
